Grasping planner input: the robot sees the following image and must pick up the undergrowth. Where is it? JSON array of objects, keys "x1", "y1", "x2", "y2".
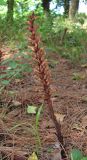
[
  {"x1": 34, "y1": 13, "x2": 87, "y2": 64},
  {"x1": 0, "y1": 13, "x2": 87, "y2": 64},
  {"x1": 0, "y1": 49, "x2": 32, "y2": 91}
]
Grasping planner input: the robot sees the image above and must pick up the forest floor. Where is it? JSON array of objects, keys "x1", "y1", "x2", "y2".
[{"x1": 0, "y1": 49, "x2": 87, "y2": 160}]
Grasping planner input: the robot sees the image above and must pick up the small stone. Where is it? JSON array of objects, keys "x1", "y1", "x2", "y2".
[
  {"x1": 82, "y1": 96, "x2": 87, "y2": 103},
  {"x1": 49, "y1": 150, "x2": 62, "y2": 160},
  {"x1": 12, "y1": 100, "x2": 22, "y2": 107}
]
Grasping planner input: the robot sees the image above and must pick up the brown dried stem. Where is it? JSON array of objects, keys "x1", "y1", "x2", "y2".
[
  {"x1": 28, "y1": 12, "x2": 66, "y2": 157},
  {"x1": 0, "y1": 50, "x2": 3, "y2": 63}
]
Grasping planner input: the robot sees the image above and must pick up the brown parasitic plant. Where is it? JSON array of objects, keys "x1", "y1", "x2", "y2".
[
  {"x1": 28, "y1": 12, "x2": 66, "y2": 158},
  {"x1": 0, "y1": 50, "x2": 6, "y2": 71},
  {"x1": 0, "y1": 50, "x2": 3, "y2": 63}
]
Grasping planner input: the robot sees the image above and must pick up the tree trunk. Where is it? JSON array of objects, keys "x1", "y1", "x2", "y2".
[
  {"x1": 64, "y1": 0, "x2": 70, "y2": 16},
  {"x1": 42, "y1": 0, "x2": 51, "y2": 13},
  {"x1": 7, "y1": 0, "x2": 14, "y2": 23},
  {"x1": 69, "y1": 0, "x2": 79, "y2": 20}
]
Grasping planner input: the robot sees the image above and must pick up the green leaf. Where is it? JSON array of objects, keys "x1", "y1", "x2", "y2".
[
  {"x1": 27, "y1": 105, "x2": 37, "y2": 114},
  {"x1": 70, "y1": 149, "x2": 83, "y2": 160},
  {"x1": 0, "y1": 74, "x2": 7, "y2": 79},
  {"x1": 0, "y1": 0, "x2": 6, "y2": 5},
  {"x1": 81, "y1": 157, "x2": 87, "y2": 160},
  {"x1": 1, "y1": 58, "x2": 13, "y2": 65},
  {"x1": 1, "y1": 80, "x2": 10, "y2": 85},
  {"x1": 36, "y1": 104, "x2": 43, "y2": 127},
  {"x1": 9, "y1": 61, "x2": 18, "y2": 69}
]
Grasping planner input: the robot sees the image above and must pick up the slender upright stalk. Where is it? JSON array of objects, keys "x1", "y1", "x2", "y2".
[
  {"x1": 0, "y1": 50, "x2": 3, "y2": 63},
  {"x1": 28, "y1": 12, "x2": 64, "y2": 147}
]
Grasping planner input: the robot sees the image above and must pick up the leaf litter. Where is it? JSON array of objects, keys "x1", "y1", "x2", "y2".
[{"x1": 0, "y1": 50, "x2": 87, "y2": 159}]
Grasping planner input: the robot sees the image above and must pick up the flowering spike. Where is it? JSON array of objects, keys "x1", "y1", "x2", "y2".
[
  {"x1": 0, "y1": 50, "x2": 3, "y2": 62},
  {"x1": 28, "y1": 12, "x2": 66, "y2": 158}
]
